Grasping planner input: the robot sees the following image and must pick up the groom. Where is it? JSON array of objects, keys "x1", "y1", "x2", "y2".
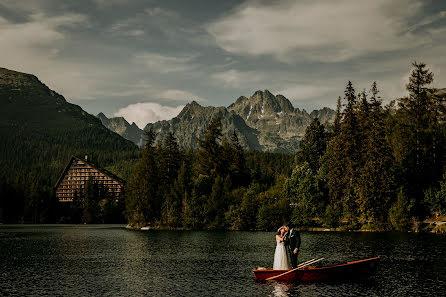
[{"x1": 284, "y1": 223, "x2": 301, "y2": 268}]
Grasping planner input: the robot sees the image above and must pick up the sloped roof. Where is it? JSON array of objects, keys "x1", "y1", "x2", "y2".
[{"x1": 54, "y1": 155, "x2": 125, "y2": 189}]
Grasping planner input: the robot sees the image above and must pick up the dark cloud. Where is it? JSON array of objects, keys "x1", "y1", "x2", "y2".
[{"x1": 0, "y1": 0, "x2": 445, "y2": 125}]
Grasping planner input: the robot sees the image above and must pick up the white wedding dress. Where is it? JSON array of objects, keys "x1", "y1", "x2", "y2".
[{"x1": 273, "y1": 239, "x2": 290, "y2": 270}]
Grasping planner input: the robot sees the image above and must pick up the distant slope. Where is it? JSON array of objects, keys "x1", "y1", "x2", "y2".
[
  {"x1": 97, "y1": 112, "x2": 144, "y2": 147},
  {"x1": 0, "y1": 67, "x2": 139, "y2": 185},
  {"x1": 142, "y1": 90, "x2": 335, "y2": 153}
]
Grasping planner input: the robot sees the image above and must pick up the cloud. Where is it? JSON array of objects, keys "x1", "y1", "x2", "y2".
[
  {"x1": 134, "y1": 52, "x2": 197, "y2": 73},
  {"x1": 126, "y1": 29, "x2": 144, "y2": 36},
  {"x1": 93, "y1": 0, "x2": 129, "y2": 8},
  {"x1": 211, "y1": 69, "x2": 267, "y2": 88},
  {"x1": 114, "y1": 102, "x2": 184, "y2": 128},
  {"x1": 0, "y1": 13, "x2": 86, "y2": 48},
  {"x1": 277, "y1": 85, "x2": 338, "y2": 101},
  {"x1": 109, "y1": 22, "x2": 144, "y2": 36},
  {"x1": 206, "y1": 0, "x2": 444, "y2": 63},
  {"x1": 145, "y1": 7, "x2": 178, "y2": 18},
  {"x1": 0, "y1": 13, "x2": 101, "y2": 99},
  {"x1": 156, "y1": 89, "x2": 206, "y2": 102}
]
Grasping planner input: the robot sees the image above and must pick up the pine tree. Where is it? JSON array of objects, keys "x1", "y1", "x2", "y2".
[
  {"x1": 206, "y1": 175, "x2": 225, "y2": 228},
  {"x1": 229, "y1": 131, "x2": 249, "y2": 187},
  {"x1": 356, "y1": 82, "x2": 395, "y2": 225},
  {"x1": 296, "y1": 118, "x2": 328, "y2": 174},
  {"x1": 166, "y1": 159, "x2": 193, "y2": 227},
  {"x1": 391, "y1": 62, "x2": 441, "y2": 216},
  {"x1": 196, "y1": 117, "x2": 223, "y2": 176},
  {"x1": 332, "y1": 96, "x2": 342, "y2": 137},
  {"x1": 357, "y1": 89, "x2": 370, "y2": 157},
  {"x1": 125, "y1": 129, "x2": 160, "y2": 227},
  {"x1": 324, "y1": 81, "x2": 360, "y2": 224},
  {"x1": 159, "y1": 132, "x2": 182, "y2": 184}
]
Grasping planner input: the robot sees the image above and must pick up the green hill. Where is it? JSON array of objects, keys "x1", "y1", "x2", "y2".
[{"x1": 0, "y1": 67, "x2": 140, "y2": 222}]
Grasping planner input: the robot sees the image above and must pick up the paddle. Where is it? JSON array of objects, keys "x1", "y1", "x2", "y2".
[
  {"x1": 265, "y1": 258, "x2": 319, "y2": 281},
  {"x1": 266, "y1": 257, "x2": 325, "y2": 281},
  {"x1": 265, "y1": 258, "x2": 318, "y2": 282}
]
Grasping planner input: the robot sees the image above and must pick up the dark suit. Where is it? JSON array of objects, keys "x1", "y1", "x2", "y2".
[{"x1": 285, "y1": 228, "x2": 301, "y2": 268}]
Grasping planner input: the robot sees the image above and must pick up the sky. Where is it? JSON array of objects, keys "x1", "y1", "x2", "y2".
[{"x1": 1, "y1": 0, "x2": 446, "y2": 128}]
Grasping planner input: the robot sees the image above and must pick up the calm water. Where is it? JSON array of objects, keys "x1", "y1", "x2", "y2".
[{"x1": 0, "y1": 225, "x2": 445, "y2": 296}]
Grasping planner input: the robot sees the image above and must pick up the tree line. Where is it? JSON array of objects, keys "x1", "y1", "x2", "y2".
[
  {"x1": 124, "y1": 120, "x2": 294, "y2": 230},
  {"x1": 125, "y1": 62, "x2": 445, "y2": 231}
]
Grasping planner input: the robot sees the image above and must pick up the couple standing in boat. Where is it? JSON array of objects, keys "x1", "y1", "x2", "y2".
[{"x1": 273, "y1": 223, "x2": 301, "y2": 270}]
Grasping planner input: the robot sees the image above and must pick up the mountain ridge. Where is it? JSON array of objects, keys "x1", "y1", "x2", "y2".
[
  {"x1": 97, "y1": 112, "x2": 144, "y2": 147},
  {"x1": 131, "y1": 90, "x2": 335, "y2": 153},
  {"x1": 99, "y1": 90, "x2": 335, "y2": 153}
]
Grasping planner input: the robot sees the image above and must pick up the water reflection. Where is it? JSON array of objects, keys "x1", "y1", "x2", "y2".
[
  {"x1": 0, "y1": 226, "x2": 445, "y2": 296},
  {"x1": 271, "y1": 283, "x2": 291, "y2": 297}
]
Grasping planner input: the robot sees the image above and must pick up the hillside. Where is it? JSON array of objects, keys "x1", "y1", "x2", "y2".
[{"x1": 0, "y1": 67, "x2": 139, "y2": 187}]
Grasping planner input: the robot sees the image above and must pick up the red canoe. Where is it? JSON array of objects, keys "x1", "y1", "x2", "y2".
[{"x1": 253, "y1": 256, "x2": 380, "y2": 282}]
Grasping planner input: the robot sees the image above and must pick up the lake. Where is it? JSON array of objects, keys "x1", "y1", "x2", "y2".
[{"x1": 0, "y1": 225, "x2": 445, "y2": 296}]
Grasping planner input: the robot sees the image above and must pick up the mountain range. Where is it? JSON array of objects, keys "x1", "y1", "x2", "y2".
[
  {"x1": 99, "y1": 90, "x2": 335, "y2": 153},
  {"x1": 97, "y1": 112, "x2": 144, "y2": 147},
  {"x1": 0, "y1": 65, "x2": 334, "y2": 159}
]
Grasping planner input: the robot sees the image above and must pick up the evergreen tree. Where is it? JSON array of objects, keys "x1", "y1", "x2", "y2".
[
  {"x1": 229, "y1": 131, "x2": 249, "y2": 187},
  {"x1": 356, "y1": 82, "x2": 395, "y2": 225},
  {"x1": 125, "y1": 129, "x2": 160, "y2": 227},
  {"x1": 356, "y1": 89, "x2": 370, "y2": 157},
  {"x1": 332, "y1": 96, "x2": 342, "y2": 137},
  {"x1": 196, "y1": 117, "x2": 223, "y2": 176},
  {"x1": 296, "y1": 118, "x2": 328, "y2": 173},
  {"x1": 183, "y1": 189, "x2": 207, "y2": 229},
  {"x1": 159, "y1": 132, "x2": 182, "y2": 185},
  {"x1": 391, "y1": 62, "x2": 441, "y2": 216},
  {"x1": 340, "y1": 81, "x2": 361, "y2": 223},
  {"x1": 172, "y1": 159, "x2": 193, "y2": 226},
  {"x1": 325, "y1": 81, "x2": 360, "y2": 224},
  {"x1": 206, "y1": 175, "x2": 225, "y2": 228}
]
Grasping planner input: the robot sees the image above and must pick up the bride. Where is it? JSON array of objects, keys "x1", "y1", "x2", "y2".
[{"x1": 273, "y1": 226, "x2": 290, "y2": 270}]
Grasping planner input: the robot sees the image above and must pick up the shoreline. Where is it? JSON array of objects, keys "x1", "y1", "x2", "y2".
[{"x1": 126, "y1": 221, "x2": 446, "y2": 233}]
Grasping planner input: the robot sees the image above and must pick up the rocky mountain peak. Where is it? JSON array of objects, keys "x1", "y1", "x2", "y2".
[
  {"x1": 0, "y1": 67, "x2": 40, "y2": 87},
  {"x1": 0, "y1": 67, "x2": 66, "y2": 102},
  {"x1": 96, "y1": 112, "x2": 144, "y2": 147},
  {"x1": 228, "y1": 89, "x2": 296, "y2": 121},
  {"x1": 97, "y1": 112, "x2": 108, "y2": 121},
  {"x1": 178, "y1": 101, "x2": 202, "y2": 119},
  {"x1": 229, "y1": 96, "x2": 248, "y2": 108},
  {"x1": 177, "y1": 101, "x2": 228, "y2": 122}
]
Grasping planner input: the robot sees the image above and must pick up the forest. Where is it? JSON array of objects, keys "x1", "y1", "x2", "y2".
[
  {"x1": 125, "y1": 62, "x2": 445, "y2": 231},
  {"x1": 1, "y1": 62, "x2": 445, "y2": 231},
  {"x1": 0, "y1": 125, "x2": 140, "y2": 223}
]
